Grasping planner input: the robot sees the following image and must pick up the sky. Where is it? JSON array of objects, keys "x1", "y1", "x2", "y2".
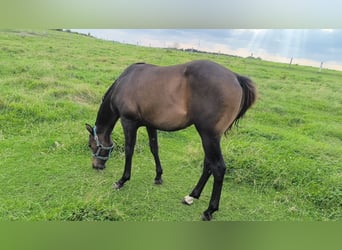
[
  {"x1": 72, "y1": 29, "x2": 342, "y2": 71},
  {"x1": 2, "y1": 0, "x2": 342, "y2": 28}
]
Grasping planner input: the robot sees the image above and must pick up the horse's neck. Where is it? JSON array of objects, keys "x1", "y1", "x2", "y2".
[{"x1": 95, "y1": 97, "x2": 116, "y2": 141}]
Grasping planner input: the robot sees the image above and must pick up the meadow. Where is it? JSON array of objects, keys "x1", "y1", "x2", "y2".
[{"x1": 0, "y1": 30, "x2": 341, "y2": 221}]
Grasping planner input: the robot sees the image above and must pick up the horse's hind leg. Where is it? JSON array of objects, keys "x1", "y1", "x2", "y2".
[
  {"x1": 114, "y1": 118, "x2": 138, "y2": 189},
  {"x1": 201, "y1": 134, "x2": 226, "y2": 221},
  {"x1": 184, "y1": 131, "x2": 226, "y2": 221},
  {"x1": 183, "y1": 156, "x2": 211, "y2": 205},
  {"x1": 146, "y1": 127, "x2": 163, "y2": 184}
]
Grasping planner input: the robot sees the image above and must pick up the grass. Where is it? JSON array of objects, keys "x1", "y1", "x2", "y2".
[{"x1": 0, "y1": 29, "x2": 341, "y2": 221}]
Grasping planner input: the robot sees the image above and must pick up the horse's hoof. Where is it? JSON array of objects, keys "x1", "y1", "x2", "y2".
[
  {"x1": 154, "y1": 179, "x2": 163, "y2": 185},
  {"x1": 201, "y1": 211, "x2": 213, "y2": 221},
  {"x1": 182, "y1": 195, "x2": 194, "y2": 205},
  {"x1": 113, "y1": 182, "x2": 123, "y2": 190}
]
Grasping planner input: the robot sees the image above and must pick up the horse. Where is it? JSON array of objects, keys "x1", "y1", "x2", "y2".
[{"x1": 86, "y1": 60, "x2": 256, "y2": 220}]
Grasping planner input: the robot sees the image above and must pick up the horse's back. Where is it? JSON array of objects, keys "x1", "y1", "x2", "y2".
[
  {"x1": 113, "y1": 62, "x2": 191, "y2": 130},
  {"x1": 113, "y1": 60, "x2": 243, "y2": 134}
]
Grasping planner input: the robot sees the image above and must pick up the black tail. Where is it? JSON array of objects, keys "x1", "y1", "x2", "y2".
[{"x1": 227, "y1": 74, "x2": 257, "y2": 132}]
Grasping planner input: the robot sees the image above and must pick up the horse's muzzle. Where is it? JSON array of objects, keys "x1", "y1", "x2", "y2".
[{"x1": 92, "y1": 163, "x2": 106, "y2": 170}]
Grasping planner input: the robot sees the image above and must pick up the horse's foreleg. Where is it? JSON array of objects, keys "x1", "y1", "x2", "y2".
[
  {"x1": 114, "y1": 118, "x2": 138, "y2": 189},
  {"x1": 146, "y1": 127, "x2": 163, "y2": 184}
]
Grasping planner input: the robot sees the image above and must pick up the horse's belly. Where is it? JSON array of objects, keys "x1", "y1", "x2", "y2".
[{"x1": 142, "y1": 106, "x2": 190, "y2": 131}]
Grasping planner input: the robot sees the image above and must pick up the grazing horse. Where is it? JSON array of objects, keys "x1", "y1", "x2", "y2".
[{"x1": 86, "y1": 60, "x2": 256, "y2": 220}]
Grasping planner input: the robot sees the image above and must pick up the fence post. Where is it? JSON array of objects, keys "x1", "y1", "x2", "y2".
[
  {"x1": 319, "y1": 62, "x2": 323, "y2": 72},
  {"x1": 289, "y1": 57, "x2": 293, "y2": 67}
]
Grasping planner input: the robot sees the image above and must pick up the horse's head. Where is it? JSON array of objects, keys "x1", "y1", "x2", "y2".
[{"x1": 86, "y1": 124, "x2": 114, "y2": 170}]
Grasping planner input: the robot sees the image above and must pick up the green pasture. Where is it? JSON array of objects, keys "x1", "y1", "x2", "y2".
[{"x1": 0, "y1": 30, "x2": 341, "y2": 221}]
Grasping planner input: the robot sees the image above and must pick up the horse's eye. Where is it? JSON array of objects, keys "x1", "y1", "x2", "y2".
[{"x1": 88, "y1": 144, "x2": 91, "y2": 148}]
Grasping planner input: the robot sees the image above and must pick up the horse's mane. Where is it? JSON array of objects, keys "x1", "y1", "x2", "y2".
[{"x1": 101, "y1": 80, "x2": 117, "y2": 102}]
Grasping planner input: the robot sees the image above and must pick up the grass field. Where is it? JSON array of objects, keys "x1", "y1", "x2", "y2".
[{"x1": 0, "y1": 30, "x2": 341, "y2": 221}]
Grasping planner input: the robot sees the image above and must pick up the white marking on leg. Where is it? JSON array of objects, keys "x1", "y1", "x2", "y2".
[
  {"x1": 113, "y1": 182, "x2": 121, "y2": 190},
  {"x1": 183, "y1": 195, "x2": 194, "y2": 205}
]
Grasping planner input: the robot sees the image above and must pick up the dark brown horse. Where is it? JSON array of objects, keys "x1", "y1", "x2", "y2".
[{"x1": 86, "y1": 60, "x2": 256, "y2": 220}]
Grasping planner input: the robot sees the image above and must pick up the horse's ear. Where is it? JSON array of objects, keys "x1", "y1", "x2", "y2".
[{"x1": 85, "y1": 123, "x2": 94, "y2": 135}]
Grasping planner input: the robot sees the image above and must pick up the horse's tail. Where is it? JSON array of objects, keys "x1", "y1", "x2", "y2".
[{"x1": 227, "y1": 74, "x2": 257, "y2": 133}]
